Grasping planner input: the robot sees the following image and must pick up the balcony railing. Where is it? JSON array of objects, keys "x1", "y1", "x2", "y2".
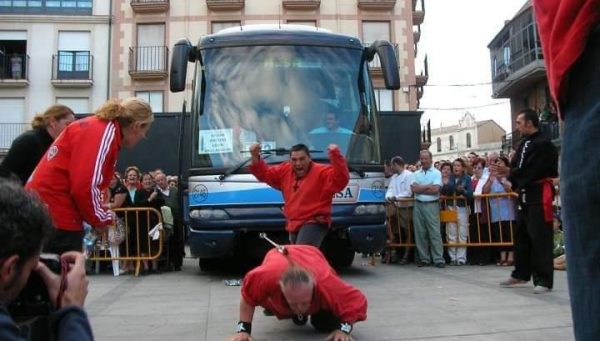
[
  {"x1": 130, "y1": 0, "x2": 170, "y2": 13},
  {"x1": 363, "y1": 42, "x2": 399, "y2": 69},
  {"x1": 128, "y1": 46, "x2": 168, "y2": 80},
  {"x1": 0, "y1": 53, "x2": 29, "y2": 87},
  {"x1": 0, "y1": 123, "x2": 29, "y2": 151},
  {"x1": 412, "y1": 0, "x2": 425, "y2": 25},
  {"x1": 51, "y1": 51, "x2": 93, "y2": 87},
  {"x1": 358, "y1": 0, "x2": 396, "y2": 10},
  {"x1": 206, "y1": 0, "x2": 244, "y2": 11},
  {"x1": 282, "y1": 0, "x2": 320, "y2": 10}
]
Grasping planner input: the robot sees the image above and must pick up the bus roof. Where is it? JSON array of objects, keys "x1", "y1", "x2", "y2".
[{"x1": 199, "y1": 24, "x2": 364, "y2": 50}]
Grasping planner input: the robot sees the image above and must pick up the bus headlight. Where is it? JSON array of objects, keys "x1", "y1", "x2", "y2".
[{"x1": 189, "y1": 209, "x2": 229, "y2": 220}]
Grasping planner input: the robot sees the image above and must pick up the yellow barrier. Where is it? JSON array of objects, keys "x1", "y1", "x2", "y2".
[
  {"x1": 89, "y1": 207, "x2": 164, "y2": 276},
  {"x1": 384, "y1": 193, "x2": 518, "y2": 263}
]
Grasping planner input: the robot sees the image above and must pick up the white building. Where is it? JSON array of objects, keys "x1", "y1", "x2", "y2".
[
  {"x1": 430, "y1": 112, "x2": 506, "y2": 161},
  {"x1": 0, "y1": 0, "x2": 111, "y2": 150}
]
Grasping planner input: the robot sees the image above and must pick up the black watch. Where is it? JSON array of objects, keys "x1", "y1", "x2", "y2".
[
  {"x1": 236, "y1": 321, "x2": 252, "y2": 335},
  {"x1": 339, "y1": 322, "x2": 352, "y2": 334}
]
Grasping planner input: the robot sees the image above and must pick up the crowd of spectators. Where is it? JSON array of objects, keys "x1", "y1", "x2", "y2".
[{"x1": 383, "y1": 150, "x2": 562, "y2": 268}]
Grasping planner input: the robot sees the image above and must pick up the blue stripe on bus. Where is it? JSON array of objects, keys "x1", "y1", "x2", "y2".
[{"x1": 189, "y1": 187, "x2": 385, "y2": 206}]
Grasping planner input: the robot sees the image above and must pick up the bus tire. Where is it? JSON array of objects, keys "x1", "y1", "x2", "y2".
[{"x1": 199, "y1": 258, "x2": 220, "y2": 271}]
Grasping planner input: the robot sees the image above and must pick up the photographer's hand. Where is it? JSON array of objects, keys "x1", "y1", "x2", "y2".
[{"x1": 37, "y1": 251, "x2": 89, "y2": 309}]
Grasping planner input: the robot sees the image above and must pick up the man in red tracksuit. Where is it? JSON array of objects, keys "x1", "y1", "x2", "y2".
[
  {"x1": 26, "y1": 98, "x2": 153, "y2": 254},
  {"x1": 229, "y1": 245, "x2": 367, "y2": 341},
  {"x1": 249, "y1": 143, "x2": 349, "y2": 247}
]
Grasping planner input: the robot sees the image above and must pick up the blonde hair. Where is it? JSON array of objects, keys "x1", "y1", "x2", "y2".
[
  {"x1": 31, "y1": 104, "x2": 74, "y2": 129},
  {"x1": 280, "y1": 265, "x2": 313, "y2": 288},
  {"x1": 95, "y1": 97, "x2": 153, "y2": 128}
]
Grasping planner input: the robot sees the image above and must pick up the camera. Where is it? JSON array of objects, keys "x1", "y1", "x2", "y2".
[{"x1": 8, "y1": 254, "x2": 62, "y2": 341}]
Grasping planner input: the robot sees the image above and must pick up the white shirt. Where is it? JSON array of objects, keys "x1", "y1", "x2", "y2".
[{"x1": 385, "y1": 170, "x2": 414, "y2": 206}]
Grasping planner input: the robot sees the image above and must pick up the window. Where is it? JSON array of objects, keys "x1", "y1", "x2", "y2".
[
  {"x1": 0, "y1": 97, "x2": 25, "y2": 149},
  {"x1": 136, "y1": 91, "x2": 163, "y2": 113},
  {"x1": 362, "y1": 21, "x2": 391, "y2": 43},
  {"x1": 56, "y1": 97, "x2": 89, "y2": 114},
  {"x1": 0, "y1": 0, "x2": 92, "y2": 14},
  {"x1": 57, "y1": 31, "x2": 90, "y2": 79},
  {"x1": 449, "y1": 135, "x2": 454, "y2": 150},
  {"x1": 0, "y1": 31, "x2": 27, "y2": 80},
  {"x1": 136, "y1": 24, "x2": 165, "y2": 72},
  {"x1": 466, "y1": 133, "x2": 472, "y2": 148},
  {"x1": 436, "y1": 137, "x2": 441, "y2": 152},
  {"x1": 374, "y1": 89, "x2": 393, "y2": 111},
  {"x1": 211, "y1": 21, "x2": 241, "y2": 34}
]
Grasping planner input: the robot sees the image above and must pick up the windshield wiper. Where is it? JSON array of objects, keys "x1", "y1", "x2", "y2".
[{"x1": 218, "y1": 152, "x2": 273, "y2": 181}]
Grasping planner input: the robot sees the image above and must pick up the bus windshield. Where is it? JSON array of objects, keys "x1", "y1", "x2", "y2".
[{"x1": 192, "y1": 44, "x2": 381, "y2": 169}]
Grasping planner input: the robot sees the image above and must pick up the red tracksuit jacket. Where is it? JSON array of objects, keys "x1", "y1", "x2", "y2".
[
  {"x1": 249, "y1": 148, "x2": 349, "y2": 233},
  {"x1": 26, "y1": 116, "x2": 121, "y2": 231},
  {"x1": 533, "y1": 0, "x2": 600, "y2": 115},
  {"x1": 242, "y1": 245, "x2": 367, "y2": 324}
]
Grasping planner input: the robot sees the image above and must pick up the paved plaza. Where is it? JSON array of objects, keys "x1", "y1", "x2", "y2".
[{"x1": 87, "y1": 256, "x2": 573, "y2": 341}]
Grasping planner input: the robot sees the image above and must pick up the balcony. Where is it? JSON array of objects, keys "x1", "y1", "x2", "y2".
[
  {"x1": 130, "y1": 0, "x2": 170, "y2": 14},
  {"x1": 412, "y1": 0, "x2": 425, "y2": 25},
  {"x1": 358, "y1": 0, "x2": 396, "y2": 10},
  {"x1": 206, "y1": 0, "x2": 244, "y2": 11},
  {"x1": 128, "y1": 46, "x2": 169, "y2": 80},
  {"x1": 0, "y1": 53, "x2": 29, "y2": 88},
  {"x1": 489, "y1": 8, "x2": 546, "y2": 98},
  {"x1": 415, "y1": 54, "x2": 428, "y2": 87},
  {"x1": 0, "y1": 123, "x2": 29, "y2": 152},
  {"x1": 282, "y1": 0, "x2": 320, "y2": 10},
  {"x1": 51, "y1": 51, "x2": 93, "y2": 88}
]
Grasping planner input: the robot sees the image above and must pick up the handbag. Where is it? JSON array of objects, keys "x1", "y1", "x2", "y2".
[
  {"x1": 440, "y1": 208, "x2": 458, "y2": 223},
  {"x1": 108, "y1": 217, "x2": 125, "y2": 245}
]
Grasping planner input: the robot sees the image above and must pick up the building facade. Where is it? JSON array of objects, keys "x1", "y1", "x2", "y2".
[
  {"x1": 487, "y1": 0, "x2": 560, "y2": 153},
  {"x1": 430, "y1": 112, "x2": 506, "y2": 161},
  {"x1": 0, "y1": 0, "x2": 111, "y2": 150},
  {"x1": 111, "y1": 0, "x2": 427, "y2": 114}
]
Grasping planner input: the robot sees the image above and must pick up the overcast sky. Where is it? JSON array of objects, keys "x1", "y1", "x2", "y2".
[{"x1": 417, "y1": 0, "x2": 528, "y2": 133}]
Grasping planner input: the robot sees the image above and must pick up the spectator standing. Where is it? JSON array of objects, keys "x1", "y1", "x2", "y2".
[
  {"x1": 249, "y1": 143, "x2": 349, "y2": 247},
  {"x1": 10, "y1": 53, "x2": 21, "y2": 79},
  {"x1": 411, "y1": 150, "x2": 445, "y2": 268},
  {"x1": 533, "y1": 1, "x2": 600, "y2": 337},
  {"x1": 468, "y1": 158, "x2": 493, "y2": 265},
  {"x1": 26, "y1": 98, "x2": 154, "y2": 254},
  {"x1": 441, "y1": 159, "x2": 473, "y2": 265},
  {"x1": 133, "y1": 172, "x2": 165, "y2": 274},
  {"x1": 1, "y1": 104, "x2": 74, "y2": 184},
  {"x1": 483, "y1": 156, "x2": 516, "y2": 266},
  {"x1": 384, "y1": 156, "x2": 414, "y2": 264},
  {"x1": 155, "y1": 172, "x2": 184, "y2": 271},
  {"x1": 0, "y1": 181, "x2": 93, "y2": 341},
  {"x1": 494, "y1": 108, "x2": 558, "y2": 294}
]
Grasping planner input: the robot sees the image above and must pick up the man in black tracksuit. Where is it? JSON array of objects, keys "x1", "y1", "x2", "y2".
[{"x1": 493, "y1": 108, "x2": 558, "y2": 294}]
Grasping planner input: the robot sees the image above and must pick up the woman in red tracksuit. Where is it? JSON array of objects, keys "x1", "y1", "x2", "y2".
[{"x1": 26, "y1": 98, "x2": 154, "y2": 254}]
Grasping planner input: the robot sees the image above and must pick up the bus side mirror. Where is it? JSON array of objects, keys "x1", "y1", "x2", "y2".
[
  {"x1": 170, "y1": 39, "x2": 193, "y2": 93},
  {"x1": 367, "y1": 41, "x2": 401, "y2": 90}
]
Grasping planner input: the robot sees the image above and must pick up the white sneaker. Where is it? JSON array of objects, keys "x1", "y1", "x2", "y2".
[{"x1": 533, "y1": 285, "x2": 551, "y2": 294}]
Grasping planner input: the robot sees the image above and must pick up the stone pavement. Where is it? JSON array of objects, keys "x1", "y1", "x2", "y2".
[{"x1": 87, "y1": 256, "x2": 573, "y2": 341}]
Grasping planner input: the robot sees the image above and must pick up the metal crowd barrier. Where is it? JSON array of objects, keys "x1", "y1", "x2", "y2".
[
  {"x1": 89, "y1": 207, "x2": 164, "y2": 276},
  {"x1": 384, "y1": 193, "x2": 518, "y2": 262}
]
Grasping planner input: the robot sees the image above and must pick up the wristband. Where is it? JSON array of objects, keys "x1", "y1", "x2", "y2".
[
  {"x1": 340, "y1": 322, "x2": 352, "y2": 334},
  {"x1": 236, "y1": 321, "x2": 252, "y2": 335}
]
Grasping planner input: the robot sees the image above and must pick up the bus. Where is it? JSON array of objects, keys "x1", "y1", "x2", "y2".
[{"x1": 170, "y1": 25, "x2": 400, "y2": 270}]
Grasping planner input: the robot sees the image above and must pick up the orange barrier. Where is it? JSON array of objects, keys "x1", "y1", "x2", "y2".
[
  {"x1": 89, "y1": 207, "x2": 164, "y2": 276},
  {"x1": 384, "y1": 193, "x2": 518, "y2": 262}
]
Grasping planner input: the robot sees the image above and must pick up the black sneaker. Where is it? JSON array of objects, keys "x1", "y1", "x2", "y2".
[{"x1": 435, "y1": 263, "x2": 446, "y2": 268}]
